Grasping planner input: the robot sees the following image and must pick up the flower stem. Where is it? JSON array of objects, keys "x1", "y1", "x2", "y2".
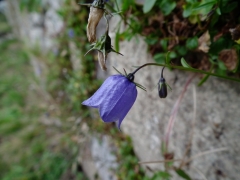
[
  {"x1": 161, "y1": 66, "x2": 165, "y2": 78},
  {"x1": 131, "y1": 63, "x2": 240, "y2": 82}
]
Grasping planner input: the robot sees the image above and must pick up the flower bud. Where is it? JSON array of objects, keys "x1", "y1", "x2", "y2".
[
  {"x1": 158, "y1": 67, "x2": 167, "y2": 98},
  {"x1": 158, "y1": 77, "x2": 167, "y2": 98}
]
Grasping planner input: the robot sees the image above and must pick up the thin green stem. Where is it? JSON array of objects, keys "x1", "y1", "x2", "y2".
[
  {"x1": 114, "y1": 0, "x2": 120, "y2": 12},
  {"x1": 131, "y1": 63, "x2": 240, "y2": 82}
]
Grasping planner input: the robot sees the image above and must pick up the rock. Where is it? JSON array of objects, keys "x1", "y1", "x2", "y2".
[
  {"x1": 5, "y1": 0, "x2": 64, "y2": 51},
  {"x1": 107, "y1": 16, "x2": 240, "y2": 180},
  {"x1": 81, "y1": 135, "x2": 118, "y2": 180}
]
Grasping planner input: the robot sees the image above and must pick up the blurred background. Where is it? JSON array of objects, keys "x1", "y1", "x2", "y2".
[{"x1": 1, "y1": 0, "x2": 240, "y2": 180}]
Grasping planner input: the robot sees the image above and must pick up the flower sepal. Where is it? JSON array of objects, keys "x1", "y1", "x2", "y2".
[
  {"x1": 113, "y1": 67, "x2": 147, "y2": 91},
  {"x1": 85, "y1": 32, "x2": 123, "y2": 70}
]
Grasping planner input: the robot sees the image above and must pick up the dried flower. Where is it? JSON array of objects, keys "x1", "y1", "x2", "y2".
[
  {"x1": 97, "y1": 51, "x2": 107, "y2": 70},
  {"x1": 218, "y1": 49, "x2": 239, "y2": 71},
  {"x1": 82, "y1": 75, "x2": 137, "y2": 129},
  {"x1": 229, "y1": 25, "x2": 240, "y2": 44},
  {"x1": 198, "y1": 31, "x2": 211, "y2": 53},
  {"x1": 87, "y1": 6, "x2": 104, "y2": 42}
]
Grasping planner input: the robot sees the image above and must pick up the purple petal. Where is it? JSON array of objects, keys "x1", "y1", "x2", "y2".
[
  {"x1": 82, "y1": 75, "x2": 137, "y2": 129},
  {"x1": 82, "y1": 75, "x2": 124, "y2": 108},
  {"x1": 100, "y1": 83, "x2": 137, "y2": 129}
]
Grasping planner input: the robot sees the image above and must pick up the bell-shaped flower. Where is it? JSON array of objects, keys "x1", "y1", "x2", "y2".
[{"x1": 82, "y1": 74, "x2": 137, "y2": 129}]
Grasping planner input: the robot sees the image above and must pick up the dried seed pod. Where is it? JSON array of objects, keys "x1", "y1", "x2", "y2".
[
  {"x1": 218, "y1": 49, "x2": 238, "y2": 71},
  {"x1": 87, "y1": 6, "x2": 104, "y2": 43},
  {"x1": 198, "y1": 31, "x2": 211, "y2": 53},
  {"x1": 229, "y1": 25, "x2": 240, "y2": 43},
  {"x1": 98, "y1": 51, "x2": 107, "y2": 70}
]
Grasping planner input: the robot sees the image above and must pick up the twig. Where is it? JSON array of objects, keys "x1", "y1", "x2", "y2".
[
  {"x1": 139, "y1": 159, "x2": 182, "y2": 164},
  {"x1": 183, "y1": 147, "x2": 229, "y2": 165}
]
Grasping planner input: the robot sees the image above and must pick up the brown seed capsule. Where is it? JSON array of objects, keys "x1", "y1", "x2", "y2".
[
  {"x1": 218, "y1": 49, "x2": 238, "y2": 71},
  {"x1": 229, "y1": 25, "x2": 240, "y2": 42},
  {"x1": 87, "y1": 6, "x2": 104, "y2": 43},
  {"x1": 98, "y1": 51, "x2": 107, "y2": 71}
]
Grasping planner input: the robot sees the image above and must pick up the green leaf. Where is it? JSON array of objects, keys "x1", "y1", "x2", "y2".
[
  {"x1": 181, "y1": 58, "x2": 193, "y2": 69},
  {"x1": 175, "y1": 45, "x2": 187, "y2": 56},
  {"x1": 209, "y1": 36, "x2": 233, "y2": 54},
  {"x1": 165, "y1": 51, "x2": 171, "y2": 65},
  {"x1": 145, "y1": 36, "x2": 158, "y2": 45},
  {"x1": 160, "y1": 39, "x2": 168, "y2": 51},
  {"x1": 175, "y1": 169, "x2": 192, "y2": 180},
  {"x1": 193, "y1": 1, "x2": 216, "y2": 11},
  {"x1": 216, "y1": 7, "x2": 221, "y2": 15},
  {"x1": 222, "y1": 2, "x2": 238, "y2": 13},
  {"x1": 186, "y1": 37, "x2": 198, "y2": 50},
  {"x1": 159, "y1": 1, "x2": 176, "y2": 15},
  {"x1": 151, "y1": 171, "x2": 171, "y2": 180},
  {"x1": 169, "y1": 51, "x2": 177, "y2": 59},
  {"x1": 218, "y1": 60, "x2": 227, "y2": 70},
  {"x1": 143, "y1": 0, "x2": 157, "y2": 13},
  {"x1": 154, "y1": 53, "x2": 166, "y2": 64},
  {"x1": 122, "y1": 0, "x2": 135, "y2": 12},
  {"x1": 182, "y1": 4, "x2": 194, "y2": 18}
]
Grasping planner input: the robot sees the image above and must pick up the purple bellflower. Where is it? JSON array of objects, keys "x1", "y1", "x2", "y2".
[{"x1": 82, "y1": 74, "x2": 137, "y2": 129}]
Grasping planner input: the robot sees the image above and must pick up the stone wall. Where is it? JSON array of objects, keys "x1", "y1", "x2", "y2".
[
  {"x1": 5, "y1": 0, "x2": 64, "y2": 51},
  {"x1": 108, "y1": 16, "x2": 240, "y2": 180}
]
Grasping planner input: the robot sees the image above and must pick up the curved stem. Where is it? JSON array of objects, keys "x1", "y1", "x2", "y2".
[
  {"x1": 131, "y1": 63, "x2": 240, "y2": 82},
  {"x1": 104, "y1": 13, "x2": 109, "y2": 33},
  {"x1": 161, "y1": 66, "x2": 165, "y2": 78}
]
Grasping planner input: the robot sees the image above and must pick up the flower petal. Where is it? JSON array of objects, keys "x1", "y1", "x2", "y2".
[
  {"x1": 102, "y1": 83, "x2": 137, "y2": 129},
  {"x1": 82, "y1": 75, "x2": 126, "y2": 108}
]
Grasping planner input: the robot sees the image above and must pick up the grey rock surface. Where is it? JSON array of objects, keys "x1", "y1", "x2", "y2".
[
  {"x1": 107, "y1": 17, "x2": 240, "y2": 180},
  {"x1": 5, "y1": 0, "x2": 64, "y2": 51},
  {"x1": 81, "y1": 134, "x2": 118, "y2": 180}
]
